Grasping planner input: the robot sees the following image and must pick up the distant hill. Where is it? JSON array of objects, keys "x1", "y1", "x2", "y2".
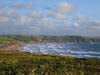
[{"x1": 0, "y1": 35, "x2": 100, "y2": 44}]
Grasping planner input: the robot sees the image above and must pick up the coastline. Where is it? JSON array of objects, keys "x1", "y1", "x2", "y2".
[
  {"x1": 4, "y1": 42, "x2": 35, "y2": 53},
  {"x1": 4, "y1": 42, "x2": 100, "y2": 59},
  {"x1": 4, "y1": 41, "x2": 46, "y2": 53},
  {"x1": 4, "y1": 42, "x2": 73, "y2": 58}
]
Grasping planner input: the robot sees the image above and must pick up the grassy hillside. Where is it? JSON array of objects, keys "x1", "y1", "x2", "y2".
[
  {"x1": 0, "y1": 52, "x2": 100, "y2": 75},
  {"x1": 1, "y1": 35, "x2": 100, "y2": 43}
]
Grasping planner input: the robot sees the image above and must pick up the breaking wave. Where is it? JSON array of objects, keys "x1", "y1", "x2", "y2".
[{"x1": 19, "y1": 43, "x2": 100, "y2": 58}]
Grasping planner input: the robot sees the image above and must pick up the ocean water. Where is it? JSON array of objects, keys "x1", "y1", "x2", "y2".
[{"x1": 19, "y1": 43, "x2": 100, "y2": 58}]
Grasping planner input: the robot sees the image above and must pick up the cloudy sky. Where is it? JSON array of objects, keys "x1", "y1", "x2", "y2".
[{"x1": 0, "y1": 0, "x2": 100, "y2": 36}]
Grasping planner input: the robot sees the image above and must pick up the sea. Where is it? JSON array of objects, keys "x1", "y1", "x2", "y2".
[{"x1": 19, "y1": 43, "x2": 100, "y2": 58}]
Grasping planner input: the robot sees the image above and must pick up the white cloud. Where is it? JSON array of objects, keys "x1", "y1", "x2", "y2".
[
  {"x1": 72, "y1": 15, "x2": 88, "y2": 27},
  {"x1": 47, "y1": 11, "x2": 67, "y2": 20},
  {"x1": 73, "y1": 22, "x2": 80, "y2": 27},
  {"x1": 0, "y1": 10, "x2": 18, "y2": 17},
  {"x1": 20, "y1": 16, "x2": 32, "y2": 24},
  {"x1": 13, "y1": 16, "x2": 32, "y2": 25},
  {"x1": 28, "y1": 11, "x2": 42, "y2": 18},
  {"x1": 11, "y1": 2, "x2": 34, "y2": 9},
  {"x1": 47, "y1": 2, "x2": 76, "y2": 20},
  {"x1": 0, "y1": 10, "x2": 3, "y2": 15},
  {"x1": 56, "y1": 2, "x2": 76, "y2": 14},
  {"x1": 0, "y1": 10, "x2": 32, "y2": 26},
  {"x1": 0, "y1": 16, "x2": 9, "y2": 23},
  {"x1": 37, "y1": 18, "x2": 55, "y2": 29},
  {"x1": 93, "y1": 26, "x2": 100, "y2": 29}
]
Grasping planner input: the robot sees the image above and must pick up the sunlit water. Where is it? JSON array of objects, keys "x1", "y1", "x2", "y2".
[{"x1": 19, "y1": 43, "x2": 100, "y2": 58}]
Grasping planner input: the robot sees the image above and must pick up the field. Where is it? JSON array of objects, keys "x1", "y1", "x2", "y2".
[{"x1": 0, "y1": 52, "x2": 100, "y2": 75}]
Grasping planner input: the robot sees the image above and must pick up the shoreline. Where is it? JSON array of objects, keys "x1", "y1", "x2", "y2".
[
  {"x1": 4, "y1": 42, "x2": 73, "y2": 58},
  {"x1": 4, "y1": 42, "x2": 100, "y2": 59},
  {"x1": 4, "y1": 42, "x2": 34, "y2": 53},
  {"x1": 4, "y1": 41, "x2": 45, "y2": 53}
]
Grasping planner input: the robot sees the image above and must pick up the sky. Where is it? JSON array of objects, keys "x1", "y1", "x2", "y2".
[{"x1": 0, "y1": 0, "x2": 100, "y2": 36}]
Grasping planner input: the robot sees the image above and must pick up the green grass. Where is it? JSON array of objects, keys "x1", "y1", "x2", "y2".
[
  {"x1": 0, "y1": 52, "x2": 100, "y2": 75},
  {"x1": 1, "y1": 35, "x2": 100, "y2": 44},
  {"x1": 0, "y1": 36, "x2": 16, "y2": 43}
]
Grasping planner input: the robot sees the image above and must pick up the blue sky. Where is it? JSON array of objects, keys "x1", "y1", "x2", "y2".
[{"x1": 0, "y1": 0, "x2": 100, "y2": 36}]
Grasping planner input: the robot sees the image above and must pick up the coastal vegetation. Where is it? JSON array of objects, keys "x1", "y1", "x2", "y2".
[
  {"x1": 1, "y1": 35, "x2": 100, "y2": 44},
  {"x1": 0, "y1": 52, "x2": 100, "y2": 75},
  {"x1": 0, "y1": 35, "x2": 100, "y2": 75}
]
